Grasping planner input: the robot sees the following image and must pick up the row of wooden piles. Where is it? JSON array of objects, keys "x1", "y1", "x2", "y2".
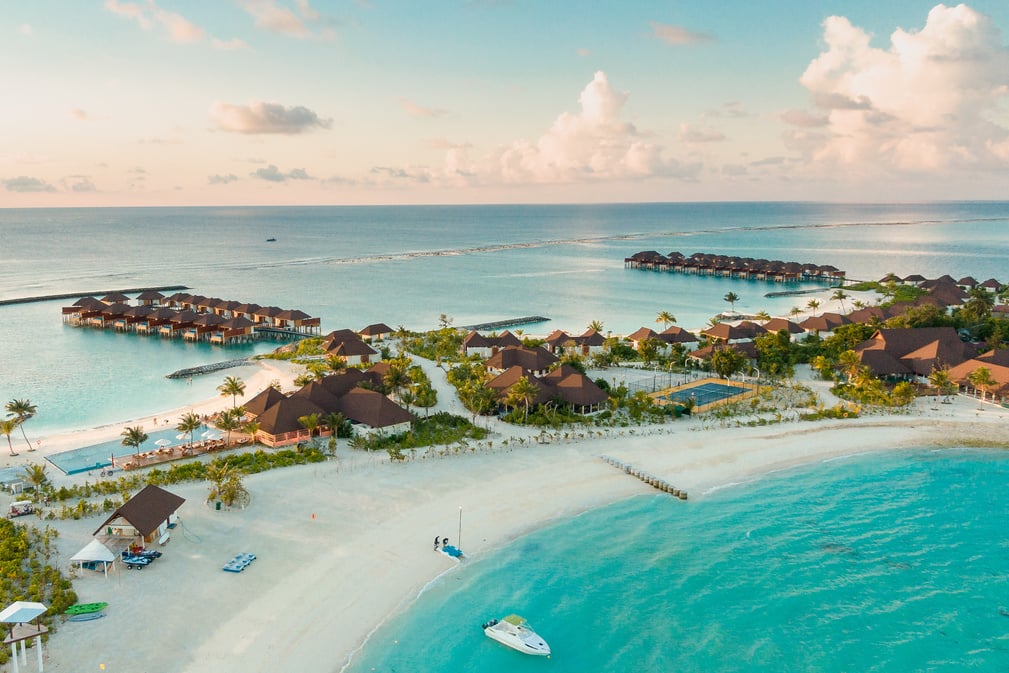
[{"x1": 600, "y1": 455, "x2": 688, "y2": 500}]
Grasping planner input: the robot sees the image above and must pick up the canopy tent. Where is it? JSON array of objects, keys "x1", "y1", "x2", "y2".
[
  {"x1": 70, "y1": 539, "x2": 116, "y2": 577},
  {"x1": 1, "y1": 601, "x2": 48, "y2": 673}
]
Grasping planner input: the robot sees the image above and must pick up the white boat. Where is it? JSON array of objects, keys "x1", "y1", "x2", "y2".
[{"x1": 482, "y1": 614, "x2": 551, "y2": 656}]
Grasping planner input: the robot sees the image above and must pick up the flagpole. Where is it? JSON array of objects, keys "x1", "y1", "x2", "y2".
[{"x1": 458, "y1": 506, "x2": 462, "y2": 550}]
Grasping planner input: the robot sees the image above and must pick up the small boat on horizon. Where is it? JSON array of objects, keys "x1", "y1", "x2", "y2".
[
  {"x1": 482, "y1": 614, "x2": 551, "y2": 656},
  {"x1": 265, "y1": 237, "x2": 277, "y2": 242}
]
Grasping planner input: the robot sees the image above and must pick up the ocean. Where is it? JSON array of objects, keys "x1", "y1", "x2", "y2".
[
  {"x1": 343, "y1": 449, "x2": 1009, "y2": 673},
  {"x1": 2, "y1": 201, "x2": 1008, "y2": 435},
  {"x1": 2, "y1": 202, "x2": 1009, "y2": 671}
]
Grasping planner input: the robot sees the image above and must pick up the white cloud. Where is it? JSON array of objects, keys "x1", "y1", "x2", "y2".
[
  {"x1": 4, "y1": 176, "x2": 56, "y2": 192},
  {"x1": 399, "y1": 98, "x2": 447, "y2": 118},
  {"x1": 211, "y1": 101, "x2": 332, "y2": 134},
  {"x1": 484, "y1": 71, "x2": 699, "y2": 183},
  {"x1": 209, "y1": 173, "x2": 239, "y2": 184},
  {"x1": 62, "y1": 175, "x2": 97, "y2": 192},
  {"x1": 251, "y1": 164, "x2": 313, "y2": 181},
  {"x1": 238, "y1": 0, "x2": 329, "y2": 38},
  {"x1": 794, "y1": 4, "x2": 1009, "y2": 174},
  {"x1": 678, "y1": 123, "x2": 726, "y2": 144},
  {"x1": 650, "y1": 21, "x2": 713, "y2": 46},
  {"x1": 105, "y1": 0, "x2": 247, "y2": 47}
]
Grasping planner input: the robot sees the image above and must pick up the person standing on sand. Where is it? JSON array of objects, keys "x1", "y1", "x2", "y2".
[{"x1": 434, "y1": 536, "x2": 441, "y2": 550}]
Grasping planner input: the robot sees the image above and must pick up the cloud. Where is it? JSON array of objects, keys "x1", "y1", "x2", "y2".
[
  {"x1": 793, "y1": 4, "x2": 1009, "y2": 173},
  {"x1": 678, "y1": 123, "x2": 726, "y2": 144},
  {"x1": 62, "y1": 176, "x2": 97, "y2": 192},
  {"x1": 577, "y1": 47, "x2": 590, "y2": 57},
  {"x1": 211, "y1": 101, "x2": 332, "y2": 134},
  {"x1": 71, "y1": 108, "x2": 89, "y2": 121},
  {"x1": 251, "y1": 164, "x2": 313, "y2": 181},
  {"x1": 238, "y1": 0, "x2": 331, "y2": 39},
  {"x1": 398, "y1": 98, "x2": 447, "y2": 118},
  {"x1": 4, "y1": 176, "x2": 56, "y2": 192},
  {"x1": 105, "y1": 0, "x2": 204, "y2": 42},
  {"x1": 209, "y1": 173, "x2": 239, "y2": 184},
  {"x1": 650, "y1": 21, "x2": 713, "y2": 45}
]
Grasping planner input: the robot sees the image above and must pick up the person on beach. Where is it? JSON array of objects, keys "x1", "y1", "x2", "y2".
[{"x1": 433, "y1": 536, "x2": 441, "y2": 550}]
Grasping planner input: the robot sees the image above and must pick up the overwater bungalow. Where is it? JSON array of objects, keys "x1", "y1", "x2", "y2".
[{"x1": 625, "y1": 251, "x2": 846, "y2": 284}]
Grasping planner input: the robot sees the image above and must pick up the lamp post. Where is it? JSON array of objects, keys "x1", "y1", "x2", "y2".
[{"x1": 458, "y1": 506, "x2": 463, "y2": 551}]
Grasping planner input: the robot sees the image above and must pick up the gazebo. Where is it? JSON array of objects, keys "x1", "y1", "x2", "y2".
[
  {"x1": 70, "y1": 539, "x2": 117, "y2": 578},
  {"x1": 0, "y1": 601, "x2": 48, "y2": 673}
]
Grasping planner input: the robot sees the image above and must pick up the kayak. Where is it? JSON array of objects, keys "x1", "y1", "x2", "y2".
[{"x1": 65, "y1": 602, "x2": 108, "y2": 615}]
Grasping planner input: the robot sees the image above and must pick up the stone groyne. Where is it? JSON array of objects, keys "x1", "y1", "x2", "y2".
[
  {"x1": 0, "y1": 285, "x2": 190, "y2": 307},
  {"x1": 165, "y1": 358, "x2": 253, "y2": 379},
  {"x1": 601, "y1": 455, "x2": 688, "y2": 500}
]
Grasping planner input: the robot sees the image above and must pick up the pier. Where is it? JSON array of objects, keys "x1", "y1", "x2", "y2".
[
  {"x1": 625, "y1": 251, "x2": 845, "y2": 284},
  {"x1": 460, "y1": 316, "x2": 550, "y2": 330},
  {"x1": 601, "y1": 455, "x2": 688, "y2": 500},
  {"x1": 165, "y1": 358, "x2": 253, "y2": 379},
  {"x1": 0, "y1": 285, "x2": 189, "y2": 307}
]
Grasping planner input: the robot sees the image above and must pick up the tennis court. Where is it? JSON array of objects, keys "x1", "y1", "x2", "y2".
[{"x1": 653, "y1": 377, "x2": 758, "y2": 411}]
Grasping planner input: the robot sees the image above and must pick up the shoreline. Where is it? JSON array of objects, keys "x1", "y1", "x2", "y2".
[{"x1": 22, "y1": 389, "x2": 1009, "y2": 673}]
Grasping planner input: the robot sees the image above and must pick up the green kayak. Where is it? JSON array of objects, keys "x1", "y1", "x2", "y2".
[{"x1": 65, "y1": 602, "x2": 108, "y2": 615}]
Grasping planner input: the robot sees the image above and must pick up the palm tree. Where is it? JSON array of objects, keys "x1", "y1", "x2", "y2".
[
  {"x1": 215, "y1": 407, "x2": 244, "y2": 447},
  {"x1": 656, "y1": 311, "x2": 677, "y2": 329},
  {"x1": 806, "y1": 299, "x2": 821, "y2": 316},
  {"x1": 5, "y1": 398, "x2": 37, "y2": 452},
  {"x1": 723, "y1": 292, "x2": 740, "y2": 312},
  {"x1": 298, "y1": 413, "x2": 321, "y2": 445},
  {"x1": 837, "y1": 350, "x2": 862, "y2": 383},
  {"x1": 218, "y1": 376, "x2": 246, "y2": 408},
  {"x1": 0, "y1": 418, "x2": 18, "y2": 456},
  {"x1": 242, "y1": 419, "x2": 261, "y2": 446},
  {"x1": 176, "y1": 412, "x2": 202, "y2": 448},
  {"x1": 121, "y1": 425, "x2": 149, "y2": 457},
  {"x1": 587, "y1": 319, "x2": 604, "y2": 334},
  {"x1": 967, "y1": 366, "x2": 996, "y2": 401},
  {"x1": 206, "y1": 459, "x2": 248, "y2": 508},
  {"x1": 23, "y1": 463, "x2": 48, "y2": 502},
  {"x1": 831, "y1": 289, "x2": 849, "y2": 313},
  {"x1": 383, "y1": 358, "x2": 411, "y2": 401},
  {"x1": 928, "y1": 367, "x2": 956, "y2": 402},
  {"x1": 754, "y1": 310, "x2": 772, "y2": 322},
  {"x1": 789, "y1": 306, "x2": 802, "y2": 319},
  {"x1": 414, "y1": 384, "x2": 438, "y2": 418},
  {"x1": 322, "y1": 412, "x2": 346, "y2": 453},
  {"x1": 505, "y1": 376, "x2": 539, "y2": 422}
]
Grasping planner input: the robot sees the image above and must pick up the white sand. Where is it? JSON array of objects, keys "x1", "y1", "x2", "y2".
[{"x1": 9, "y1": 362, "x2": 1009, "y2": 673}]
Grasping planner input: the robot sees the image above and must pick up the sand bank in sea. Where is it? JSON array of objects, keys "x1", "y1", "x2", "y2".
[{"x1": 27, "y1": 384, "x2": 1009, "y2": 673}]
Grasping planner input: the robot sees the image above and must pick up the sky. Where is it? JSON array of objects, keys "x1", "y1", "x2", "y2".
[{"x1": 2, "y1": 1, "x2": 1009, "y2": 207}]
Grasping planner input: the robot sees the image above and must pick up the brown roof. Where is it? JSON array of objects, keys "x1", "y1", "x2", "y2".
[
  {"x1": 485, "y1": 346, "x2": 558, "y2": 372},
  {"x1": 319, "y1": 369, "x2": 368, "y2": 397},
  {"x1": 291, "y1": 381, "x2": 342, "y2": 414},
  {"x1": 701, "y1": 322, "x2": 763, "y2": 341},
  {"x1": 256, "y1": 396, "x2": 326, "y2": 436},
  {"x1": 135, "y1": 290, "x2": 165, "y2": 301},
  {"x1": 627, "y1": 327, "x2": 659, "y2": 342},
  {"x1": 487, "y1": 366, "x2": 553, "y2": 406},
  {"x1": 539, "y1": 365, "x2": 608, "y2": 406},
  {"x1": 659, "y1": 326, "x2": 698, "y2": 343},
  {"x1": 336, "y1": 388, "x2": 413, "y2": 428},
  {"x1": 244, "y1": 386, "x2": 286, "y2": 418},
  {"x1": 359, "y1": 323, "x2": 394, "y2": 336},
  {"x1": 688, "y1": 341, "x2": 758, "y2": 361},
  {"x1": 762, "y1": 318, "x2": 804, "y2": 334},
  {"x1": 855, "y1": 327, "x2": 975, "y2": 376},
  {"x1": 94, "y1": 485, "x2": 185, "y2": 537},
  {"x1": 976, "y1": 348, "x2": 1009, "y2": 368},
  {"x1": 327, "y1": 339, "x2": 378, "y2": 358}
]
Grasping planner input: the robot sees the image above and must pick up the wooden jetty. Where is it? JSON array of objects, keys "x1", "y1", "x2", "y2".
[
  {"x1": 601, "y1": 455, "x2": 688, "y2": 500},
  {"x1": 625, "y1": 251, "x2": 845, "y2": 284}
]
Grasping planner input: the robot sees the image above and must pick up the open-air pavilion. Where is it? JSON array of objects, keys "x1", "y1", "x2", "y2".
[
  {"x1": 70, "y1": 539, "x2": 117, "y2": 578},
  {"x1": 1, "y1": 601, "x2": 48, "y2": 673}
]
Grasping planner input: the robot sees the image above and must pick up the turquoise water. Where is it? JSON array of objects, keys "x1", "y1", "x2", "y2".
[
  {"x1": 1, "y1": 202, "x2": 1008, "y2": 434},
  {"x1": 344, "y1": 449, "x2": 1009, "y2": 672}
]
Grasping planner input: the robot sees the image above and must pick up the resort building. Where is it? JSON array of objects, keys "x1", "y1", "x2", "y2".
[
  {"x1": 854, "y1": 327, "x2": 976, "y2": 380},
  {"x1": 485, "y1": 346, "x2": 558, "y2": 377},
  {"x1": 687, "y1": 341, "x2": 759, "y2": 367},
  {"x1": 487, "y1": 364, "x2": 608, "y2": 414},
  {"x1": 359, "y1": 323, "x2": 395, "y2": 342},
  {"x1": 94, "y1": 484, "x2": 184, "y2": 549},
  {"x1": 946, "y1": 349, "x2": 1009, "y2": 403},
  {"x1": 542, "y1": 329, "x2": 606, "y2": 357},
  {"x1": 460, "y1": 330, "x2": 522, "y2": 358},
  {"x1": 624, "y1": 251, "x2": 847, "y2": 283},
  {"x1": 322, "y1": 329, "x2": 379, "y2": 365}
]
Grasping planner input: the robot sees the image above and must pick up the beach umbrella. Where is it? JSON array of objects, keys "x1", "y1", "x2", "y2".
[
  {"x1": 201, "y1": 430, "x2": 223, "y2": 440},
  {"x1": 176, "y1": 433, "x2": 188, "y2": 441},
  {"x1": 154, "y1": 438, "x2": 172, "y2": 447}
]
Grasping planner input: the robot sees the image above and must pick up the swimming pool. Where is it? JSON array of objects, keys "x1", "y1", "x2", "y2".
[{"x1": 46, "y1": 427, "x2": 189, "y2": 475}]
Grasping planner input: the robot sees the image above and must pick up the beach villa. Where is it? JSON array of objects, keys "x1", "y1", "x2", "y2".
[{"x1": 94, "y1": 484, "x2": 185, "y2": 549}]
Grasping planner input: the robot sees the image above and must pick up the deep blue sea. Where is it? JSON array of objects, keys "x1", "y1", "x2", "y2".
[
  {"x1": 344, "y1": 449, "x2": 1009, "y2": 673},
  {"x1": 2, "y1": 203, "x2": 1009, "y2": 671},
  {"x1": 2, "y1": 201, "x2": 1008, "y2": 435}
]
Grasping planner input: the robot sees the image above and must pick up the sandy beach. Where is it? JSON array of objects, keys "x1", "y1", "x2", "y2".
[
  {"x1": 4, "y1": 293, "x2": 1006, "y2": 673},
  {"x1": 3, "y1": 354, "x2": 1004, "y2": 672}
]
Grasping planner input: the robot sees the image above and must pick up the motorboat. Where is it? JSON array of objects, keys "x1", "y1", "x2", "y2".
[{"x1": 482, "y1": 614, "x2": 550, "y2": 656}]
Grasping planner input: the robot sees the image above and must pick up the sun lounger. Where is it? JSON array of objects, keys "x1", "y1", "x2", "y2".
[{"x1": 222, "y1": 552, "x2": 257, "y2": 572}]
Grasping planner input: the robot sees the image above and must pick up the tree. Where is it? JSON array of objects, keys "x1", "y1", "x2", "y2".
[
  {"x1": 205, "y1": 459, "x2": 248, "y2": 508},
  {"x1": 837, "y1": 349, "x2": 862, "y2": 383},
  {"x1": 217, "y1": 376, "x2": 246, "y2": 408},
  {"x1": 754, "y1": 310, "x2": 772, "y2": 322},
  {"x1": 960, "y1": 286, "x2": 995, "y2": 326},
  {"x1": 322, "y1": 412, "x2": 348, "y2": 453},
  {"x1": 242, "y1": 419, "x2": 261, "y2": 446},
  {"x1": 587, "y1": 319, "x2": 604, "y2": 334},
  {"x1": 723, "y1": 292, "x2": 740, "y2": 312},
  {"x1": 710, "y1": 347, "x2": 747, "y2": 380},
  {"x1": 967, "y1": 366, "x2": 996, "y2": 401},
  {"x1": 176, "y1": 412, "x2": 202, "y2": 448},
  {"x1": 637, "y1": 337, "x2": 663, "y2": 366},
  {"x1": 505, "y1": 376, "x2": 540, "y2": 422},
  {"x1": 656, "y1": 311, "x2": 677, "y2": 329},
  {"x1": 755, "y1": 329, "x2": 795, "y2": 379},
  {"x1": 383, "y1": 358, "x2": 411, "y2": 402},
  {"x1": 121, "y1": 425, "x2": 149, "y2": 457},
  {"x1": 23, "y1": 463, "x2": 48, "y2": 501},
  {"x1": 831, "y1": 289, "x2": 849, "y2": 313},
  {"x1": 5, "y1": 398, "x2": 37, "y2": 453},
  {"x1": 789, "y1": 306, "x2": 802, "y2": 319},
  {"x1": 215, "y1": 407, "x2": 244, "y2": 447},
  {"x1": 0, "y1": 418, "x2": 19, "y2": 456},
  {"x1": 928, "y1": 367, "x2": 956, "y2": 402},
  {"x1": 891, "y1": 381, "x2": 917, "y2": 407},
  {"x1": 413, "y1": 383, "x2": 438, "y2": 418},
  {"x1": 298, "y1": 413, "x2": 321, "y2": 445},
  {"x1": 806, "y1": 299, "x2": 821, "y2": 316}
]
